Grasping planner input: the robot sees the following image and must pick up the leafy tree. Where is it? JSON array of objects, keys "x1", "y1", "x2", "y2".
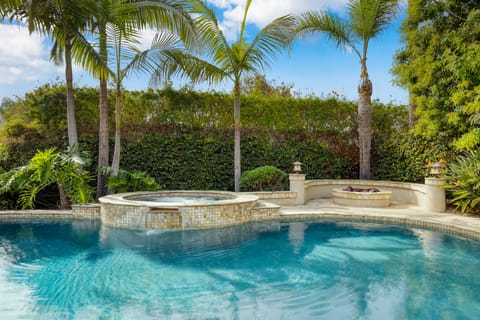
[
  {"x1": 0, "y1": 148, "x2": 94, "y2": 209},
  {"x1": 241, "y1": 73, "x2": 294, "y2": 98},
  {"x1": 149, "y1": 0, "x2": 296, "y2": 191},
  {"x1": 295, "y1": 0, "x2": 400, "y2": 179},
  {"x1": 392, "y1": 0, "x2": 480, "y2": 151}
]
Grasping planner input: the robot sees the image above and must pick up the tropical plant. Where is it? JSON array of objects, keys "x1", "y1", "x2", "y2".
[
  {"x1": 0, "y1": 148, "x2": 94, "y2": 209},
  {"x1": 149, "y1": 0, "x2": 296, "y2": 191},
  {"x1": 444, "y1": 151, "x2": 480, "y2": 214},
  {"x1": 295, "y1": 0, "x2": 400, "y2": 179},
  {"x1": 239, "y1": 166, "x2": 288, "y2": 191},
  {"x1": 103, "y1": 167, "x2": 162, "y2": 193}
]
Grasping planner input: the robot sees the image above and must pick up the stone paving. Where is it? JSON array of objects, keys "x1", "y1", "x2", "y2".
[{"x1": 279, "y1": 199, "x2": 480, "y2": 239}]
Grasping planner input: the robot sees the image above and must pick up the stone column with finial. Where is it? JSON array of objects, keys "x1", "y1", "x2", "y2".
[
  {"x1": 289, "y1": 161, "x2": 306, "y2": 205},
  {"x1": 424, "y1": 161, "x2": 447, "y2": 212}
]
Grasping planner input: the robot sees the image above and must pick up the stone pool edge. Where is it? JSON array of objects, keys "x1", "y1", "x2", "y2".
[{"x1": 1, "y1": 202, "x2": 480, "y2": 240}]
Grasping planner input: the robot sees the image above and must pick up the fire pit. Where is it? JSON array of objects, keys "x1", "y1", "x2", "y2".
[{"x1": 332, "y1": 185, "x2": 392, "y2": 208}]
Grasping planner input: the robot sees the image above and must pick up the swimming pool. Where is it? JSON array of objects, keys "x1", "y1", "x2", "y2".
[{"x1": 1, "y1": 220, "x2": 479, "y2": 319}]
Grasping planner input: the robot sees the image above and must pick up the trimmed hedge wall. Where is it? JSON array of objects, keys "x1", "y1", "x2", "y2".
[{"x1": 0, "y1": 84, "x2": 432, "y2": 194}]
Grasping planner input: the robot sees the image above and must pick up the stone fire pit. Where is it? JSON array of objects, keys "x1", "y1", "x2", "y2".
[{"x1": 332, "y1": 185, "x2": 392, "y2": 208}]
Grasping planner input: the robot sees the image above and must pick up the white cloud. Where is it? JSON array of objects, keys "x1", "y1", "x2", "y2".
[
  {"x1": 138, "y1": 28, "x2": 157, "y2": 51},
  {"x1": 0, "y1": 24, "x2": 60, "y2": 85},
  {"x1": 207, "y1": 0, "x2": 349, "y2": 40}
]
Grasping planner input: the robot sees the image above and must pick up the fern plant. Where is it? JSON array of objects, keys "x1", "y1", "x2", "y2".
[
  {"x1": 444, "y1": 150, "x2": 480, "y2": 214},
  {"x1": 0, "y1": 148, "x2": 94, "y2": 209}
]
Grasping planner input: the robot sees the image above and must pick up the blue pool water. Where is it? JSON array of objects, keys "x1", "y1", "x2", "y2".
[{"x1": 1, "y1": 220, "x2": 479, "y2": 319}]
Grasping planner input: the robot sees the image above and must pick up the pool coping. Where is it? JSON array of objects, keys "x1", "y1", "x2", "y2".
[
  {"x1": 1, "y1": 200, "x2": 479, "y2": 239},
  {"x1": 279, "y1": 199, "x2": 480, "y2": 240}
]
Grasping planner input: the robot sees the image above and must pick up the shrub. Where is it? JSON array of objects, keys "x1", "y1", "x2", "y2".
[
  {"x1": 105, "y1": 168, "x2": 163, "y2": 193},
  {"x1": 444, "y1": 151, "x2": 480, "y2": 214},
  {"x1": 239, "y1": 166, "x2": 288, "y2": 191}
]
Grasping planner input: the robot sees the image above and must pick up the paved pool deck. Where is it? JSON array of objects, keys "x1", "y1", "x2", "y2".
[{"x1": 278, "y1": 199, "x2": 480, "y2": 239}]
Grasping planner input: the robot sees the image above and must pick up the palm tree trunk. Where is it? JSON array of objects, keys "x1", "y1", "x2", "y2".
[
  {"x1": 97, "y1": 24, "x2": 109, "y2": 199},
  {"x1": 64, "y1": 38, "x2": 78, "y2": 148},
  {"x1": 110, "y1": 81, "x2": 122, "y2": 181},
  {"x1": 57, "y1": 182, "x2": 70, "y2": 210},
  {"x1": 358, "y1": 59, "x2": 372, "y2": 180},
  {"x1": 234, "y1": 81, "x2": 241, "y2": 192}
]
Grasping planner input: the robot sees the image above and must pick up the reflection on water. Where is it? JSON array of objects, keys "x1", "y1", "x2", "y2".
[
  {"x1": 288, "y1": 222, "x2": 307, "y2": 254},
  {"x1": 0, "y1": 219, "x2": 479, "y2": 319},
  {"x1": 99, "y1": 220, "x2": 282, "y2": 256}
]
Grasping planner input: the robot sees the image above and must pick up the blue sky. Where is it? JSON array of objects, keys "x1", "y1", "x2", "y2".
[{"x1": 0, "y1": 0, "x2": 408, "y2": 105}]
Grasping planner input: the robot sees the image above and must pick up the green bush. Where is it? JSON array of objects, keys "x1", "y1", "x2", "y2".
[
  {"x1": 239, "y1": 166, "x2": 288, "y2": 191},
  {"x1": 105, "y1": 168, "x2": 163, "y2": 194},
  {"x1": 445, "y1": 151, "x2": 480, "y2": 214}
]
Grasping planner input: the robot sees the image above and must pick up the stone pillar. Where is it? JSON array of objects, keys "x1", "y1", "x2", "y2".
[
  {"x1": 289, "y1": 174, "x2": 305, "y2": 205},
  {"x1": 424, "y1": 177, "x2": 447, "y2": 212}
]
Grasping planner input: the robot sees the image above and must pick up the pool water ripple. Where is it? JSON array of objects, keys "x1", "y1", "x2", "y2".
[{"x1": 1, "y1": 220, "x2": 480, "y2": 319}]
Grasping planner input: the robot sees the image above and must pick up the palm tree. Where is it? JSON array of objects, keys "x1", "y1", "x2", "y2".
[
  {"x1": 295, "y1": 0, "x2": 400, "y2": 179},
  {"x1": 2, "y1": 0, "x2": 102, "y2": 148},
  {"x1": 87, "y1": 0, "x2": 194, "y2": 197},
  {"x1": 150, "y1": 0, "x2": 296, "y2": 191},
  {"x1": 108, "y1": 24, "x2": 192, "y2": 181}
]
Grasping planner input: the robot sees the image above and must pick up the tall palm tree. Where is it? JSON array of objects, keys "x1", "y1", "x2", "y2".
[
  {"x1": 87, "y1": 0, "x2": 195, "y2": 197},
  {"x1": 108, "y1": 22, "x2": 193, "y2": 181},
  {"x1": 2, "y1": 0, "x2": 103, "y2": 148},
  {"x1": 150, "y1": 0, "x2": 296, "y2": 191},
  {"x1": 296, "y1": 0, "x2": 400, "y2": 179}
]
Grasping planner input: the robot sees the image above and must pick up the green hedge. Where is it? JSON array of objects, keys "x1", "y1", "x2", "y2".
[{"x1": 0, "y1": 84, "x2": 419, "y2": 195}]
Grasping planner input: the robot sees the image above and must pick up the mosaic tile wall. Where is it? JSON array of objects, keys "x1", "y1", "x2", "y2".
[
  {"x1": 72, "y1": 204, "x2": 101, "y2": 220},
  {"x1": 98, "y1": 197, "x2": 283, "y2": 230},
  {"x1": 0, "y1": 210, "x2": 72, "y2": 220}
]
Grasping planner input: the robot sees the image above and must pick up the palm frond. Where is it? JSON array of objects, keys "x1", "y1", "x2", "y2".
[
  {"x1": 188, "y1": 1, "x2": 232, "y2": 65},
  {"x1": 69, "y1": 29, "x2": 112, "y2": 80},
  {"x1": 50, "y1": 39, "x2": 64, "y2": 66},
  {"x1": 239, "y1": 0, "x2": 253, "y2": 41},
  {"x1": 125, "y1": 30, "x2": 183, "y2": 78},
  {"x1": 296, "y1": 10, "x2": 361, "y2": 58},
  {"x1": 149, "y1": 50, "x2": 227, "y2": 88},
  {"x1": 349, "y1": 0, "x2": 399, "y2": 40},
  {"x1": 242, "y1": 14, "x2": 297, "y2": 73},
  {"x1": 135, "y1": 0, "x2": 197, "y2": 50},
  {"x1": 0, "y1": 0, "x2": 25, "y2": 20}
]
